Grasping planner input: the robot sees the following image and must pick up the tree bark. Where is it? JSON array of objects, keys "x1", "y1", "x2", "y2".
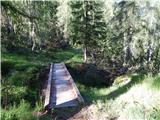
[
  {"x1": 30, "y1": 22, "x2": 35, "y2": 51},
  {"x1": 83, "y1": 46, "x2": 87, "y2": 63},
  {"x1": 147, "y1": 31, "x2": 153, "y2": 63},
  {"x1": 123, "y1": 27, "x2": 132, "y2": 66},
  {"x1": 32, "y1": 40, "x2": 36, "y2": 51},
  {"x1": 7, "y1": 16, "x2": 12, "y2": 34},
  {"x1": 123, "y1": 32, "x2": 128, "y2": 65}
]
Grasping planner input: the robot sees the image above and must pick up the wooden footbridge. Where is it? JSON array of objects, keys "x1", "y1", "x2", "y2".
[{"x1": 44, "y1": 63, "x2": 84, "y2": 109}]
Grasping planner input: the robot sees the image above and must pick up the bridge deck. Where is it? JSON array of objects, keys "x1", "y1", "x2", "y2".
[{"x1": 44, "y1": 63, "x2": 84, "y2": 109}]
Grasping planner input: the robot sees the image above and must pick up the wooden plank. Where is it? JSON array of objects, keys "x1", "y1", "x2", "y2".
[
  {"x1": 62, "y1": 63, "x2": 84, "y2": 103},
  {"x1": 44, "y1": 64, "x2": 53, "y2": 108},
  {"x1": 53, "y1": 63, "x2": 79, "y2": 107}
]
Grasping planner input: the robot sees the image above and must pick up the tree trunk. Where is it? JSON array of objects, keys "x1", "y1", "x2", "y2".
[
  {"x1": 83, "y1": 46, "x2": 87, "y2": 63},
  {"x1": 123, "y1": 27, "x2": 132, "y2": 66},
  {"x1": 7, "y1": 16, "x2": 12, "y2": 34},
  {"x1": 83, "y1": 1, "x2": 88, "y2": 63},
  {"x1": 30, "y1": 22, "x2": 35, "y2": 51},
  {"x1": 147, "y1": 32, "x2": 153, "y2": 63},
  {"x1": 32, "y1": 40, "x2": 36, "y2": 51},
  {"x1": 123, "y1": 32, "x2": 128, "y2": 65}
]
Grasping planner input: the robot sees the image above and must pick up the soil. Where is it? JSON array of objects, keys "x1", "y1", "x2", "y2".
[{"x1": 52, "y1": 106, "x2": 92, "y2": 120}]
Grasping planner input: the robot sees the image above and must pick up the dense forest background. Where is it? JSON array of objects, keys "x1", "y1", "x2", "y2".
[
  {"x1": 2, "y1": 0, "x2": 160, "y2": 73},
  {"x1": 1, "y1": 0, "x2": 160, "y2": 120}
]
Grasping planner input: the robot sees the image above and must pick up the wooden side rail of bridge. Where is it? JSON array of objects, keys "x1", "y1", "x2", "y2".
[{"x1": 44, "y1": 63, "x2": 84, "y2": 109}]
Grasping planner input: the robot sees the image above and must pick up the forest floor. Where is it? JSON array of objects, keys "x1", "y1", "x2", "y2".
[{"x1": 2, "y1": 47, "x2": 160, "y2": 120}]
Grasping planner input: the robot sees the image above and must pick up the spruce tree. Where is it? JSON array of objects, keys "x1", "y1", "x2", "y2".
[{"x1": 69, "y1": 0, "x2": 106, "y2": 63}]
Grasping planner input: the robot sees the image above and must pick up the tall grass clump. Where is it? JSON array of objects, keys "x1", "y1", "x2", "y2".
[
  {"x1": 1, "y1": 100, "x2": 36, "y2": 120},
  {"x1": 152, "y1": 75, "x2": 160, "y2": 90}
]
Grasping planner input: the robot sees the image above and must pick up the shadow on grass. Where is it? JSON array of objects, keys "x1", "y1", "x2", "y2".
[
  {"x1": 106, "y1": 74, "x2": 145, "y2": 100},
  {"x1": 67, "y1": 63, "x2": 145, "y2": 103},
  {"x1": 66, "y1": 62, "x2": 112, "y2": 88}
]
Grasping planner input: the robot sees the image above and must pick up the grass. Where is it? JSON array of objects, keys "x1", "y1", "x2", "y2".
[
  {"x1": 74, "y1": 74, "x2": 160, "y2": 120},
  {"x1": 2, "y1": 47, "x2": 82, "y2": 66},
  {"x1": 1, "y1": 100, "x2": 36, "y2": 120},
  {"x1": 152, "y1": 75, "x2": 160, "y2": 90},
  {"x1": 2, "y1": 47, "x2": 160, "y2": 120},
  {"x1": 67, "y1": 62, "x2": 160, "y2": 119}
]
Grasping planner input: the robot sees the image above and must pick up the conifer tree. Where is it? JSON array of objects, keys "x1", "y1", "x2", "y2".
[{"x1": 69, "y1": 0, "x2": 106, "y2": 62}]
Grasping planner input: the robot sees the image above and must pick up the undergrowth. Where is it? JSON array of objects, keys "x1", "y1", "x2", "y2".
[{"x1": 2, "y1": 47, "x2": 160, "y2": 120}]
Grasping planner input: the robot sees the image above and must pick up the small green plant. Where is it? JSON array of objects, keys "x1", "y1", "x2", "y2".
[{"x1": 34, "y1": 100, "x2": 43, "y2": 112}]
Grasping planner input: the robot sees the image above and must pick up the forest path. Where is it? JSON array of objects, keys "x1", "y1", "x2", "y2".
[{"x1": 44, "y1": 63, "x2": 84, "y2": 109}]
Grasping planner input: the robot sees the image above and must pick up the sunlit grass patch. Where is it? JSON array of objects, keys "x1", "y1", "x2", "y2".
[
  {"x1": 113, "y1": 75, "x2": 131, "y2": 86},
  {"x1": 66, "y1": 54, "x2": 83, "y2": 63},
  {"x1": 2, "y1": 47, "x2": 82, "y2": 65},
  {"x1": 152, "y1": 75, "x2": 160, "y2": 90},
  {"x1": 75, "y1": 74, "x2": 160, "y2": 120},
  {"x1": 111, "y1": 75, "x2": 160, "y2": 119}
]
